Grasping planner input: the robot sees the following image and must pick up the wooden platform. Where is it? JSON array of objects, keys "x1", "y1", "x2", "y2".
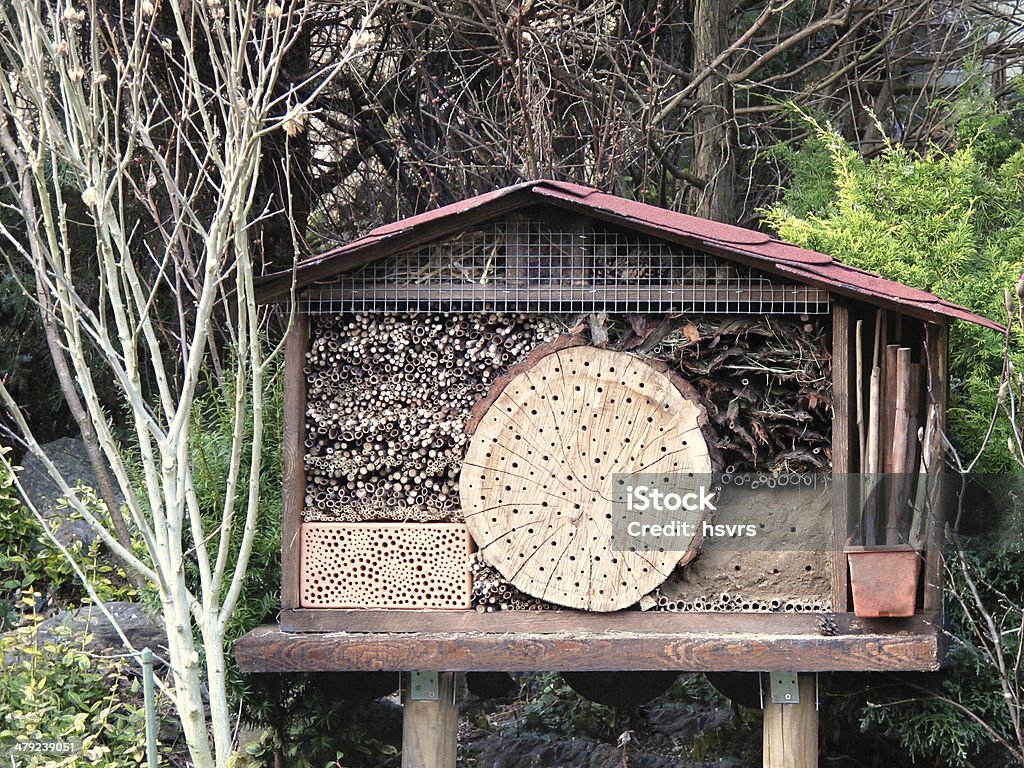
[{"x1": 234, "y1": 611, "x2": 944, "y2": 673}]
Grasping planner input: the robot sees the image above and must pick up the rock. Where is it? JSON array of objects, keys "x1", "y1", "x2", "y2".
[
  {"x1": 17, "y1": 436, "x2": 123, "y2": 551},
  {"x1": 2, "y1": 601, "x2": 165, "y2": 668},
  {"x1": 36, "y1": 601, "x2": 165, "y2": 654}
]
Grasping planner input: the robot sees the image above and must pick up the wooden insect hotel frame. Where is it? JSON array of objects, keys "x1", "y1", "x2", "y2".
[{"x1": 236, "y1": 181, "x2": 999, "y2": 766}]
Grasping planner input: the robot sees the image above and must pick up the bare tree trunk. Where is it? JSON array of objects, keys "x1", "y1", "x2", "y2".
[
  {"x1": 691, "y1": 0, "x2": 736, "y2": 222},
  {"x1": 0, "y1": 3, "x2": 372, "y2": 766}
]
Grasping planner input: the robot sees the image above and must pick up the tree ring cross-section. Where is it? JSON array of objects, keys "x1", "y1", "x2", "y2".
[{"x1": 460, "y1": 345, "x2": 712, "y2": 612}]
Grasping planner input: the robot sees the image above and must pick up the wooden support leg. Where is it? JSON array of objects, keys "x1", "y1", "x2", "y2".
[
  {"x1": 763, "y1": 673, "x2": 817, "y2": 768},
  {"x1": 401, "y1": 672, "x2": 458, "y2": 768}
]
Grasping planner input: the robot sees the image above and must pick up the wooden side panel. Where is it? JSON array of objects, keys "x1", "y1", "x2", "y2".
[
  {"x1": 831, "y1": 302, "x2": 853, "y2": 611},
  {"x1": 282, "y1": 313, "x2": 309, "y2": 611},
  {"x1": 923, "y1": 323, "x2": 948, "y2": 612}
]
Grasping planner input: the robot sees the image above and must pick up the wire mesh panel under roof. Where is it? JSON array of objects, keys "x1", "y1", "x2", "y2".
[{"x1": 300, "y1": 215, "x2": 831, "y2": 315}]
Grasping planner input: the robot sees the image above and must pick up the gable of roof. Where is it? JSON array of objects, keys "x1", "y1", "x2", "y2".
[{"x1": 255, "y1": 179, "x2": 1000, "y2": 331}]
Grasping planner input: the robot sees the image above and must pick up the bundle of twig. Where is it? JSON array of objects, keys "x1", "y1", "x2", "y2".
[{"x1": 623, "y1": 315, "x2": 832, "y2": 473}]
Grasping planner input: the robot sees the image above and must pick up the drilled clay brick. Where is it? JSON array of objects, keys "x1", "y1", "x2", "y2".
[{"x1": 300, "y1": 522, "x2": 473, "y2": 609}]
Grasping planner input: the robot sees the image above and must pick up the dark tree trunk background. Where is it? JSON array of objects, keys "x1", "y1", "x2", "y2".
[{"x1": 691, "y1": 0, "x2": 736, "y2": 222}]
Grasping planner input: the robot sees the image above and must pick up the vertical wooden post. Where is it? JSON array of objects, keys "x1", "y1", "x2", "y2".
[
  {"x1": 831, "y1": 302, "x2": 852, "y2": 611},
  {"x1": 923, "y1": 322, "x2": 948, "y2": 613},
  {"x1": 281, "y1": 313, "x2": 309, "y2": 612},
  {"x1": 763, "y1": 674, "x2": 818, "y2": 768},
  {"x1": 402, "y1": 672, "x2": 458, "y2": 768}
]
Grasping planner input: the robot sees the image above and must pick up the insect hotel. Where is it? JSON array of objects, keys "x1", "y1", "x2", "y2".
[{"x1": 236, "y1": 180, "x2": 998, "y2": 767}]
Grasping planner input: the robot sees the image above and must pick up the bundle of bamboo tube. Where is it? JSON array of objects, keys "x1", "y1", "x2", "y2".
[
  {"x1": 468, "y1": 553, "x2": 554, "y2": 611},
  {"x1": 303, "y1": 313, "x2": 562, "y2": 522},
  {"x1": 648, "y1": 590, "x2": 831, "y2": 613}
]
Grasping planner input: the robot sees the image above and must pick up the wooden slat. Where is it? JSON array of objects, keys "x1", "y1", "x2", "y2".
[
  {"x1": 923, "y1": 323, "x2": 948, "y2": 612},
  {"x1": 831, "y1": 302, "x2": 852, "y2": 611},
  {"x1": 234, "y1": 620, "x2": 943, "y2": 673},
  {"x1": 281, "y1": 313, "x2": 309, "y2": 611},
  {"x1": 278, "y1": 608, "x2": 935, "y2": 636}
]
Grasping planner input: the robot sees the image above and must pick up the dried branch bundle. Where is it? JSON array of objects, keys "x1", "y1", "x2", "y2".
[{"x1": 653, "y1": 316, "x2": 832, "y2": 473}]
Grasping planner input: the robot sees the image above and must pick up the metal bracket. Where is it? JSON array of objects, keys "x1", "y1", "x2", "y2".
[
  {"x1": 409, "y1": 671, "x2": 439, "y2": 701},
  {"x1": 768, "y1": 672, "x2": 800, "y2": 704}
]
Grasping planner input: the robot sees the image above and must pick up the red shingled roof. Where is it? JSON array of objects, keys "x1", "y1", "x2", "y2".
[{"x1": 255, "y1": 179, "x2": 1000, "y2": 331}]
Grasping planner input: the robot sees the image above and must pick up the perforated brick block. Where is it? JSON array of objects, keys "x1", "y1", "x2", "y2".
[{"x1": 300, "y1": 522, "x2": 473, "y2": 609}]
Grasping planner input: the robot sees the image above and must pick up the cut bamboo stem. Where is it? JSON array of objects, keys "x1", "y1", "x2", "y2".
[
  {"x1": 856, "y1": 319, "x2": 866, "y2": 472},
  {"x1": 903, "y1": 362, "x2": 922, "y2": 538},
  {"x1": 863, "y1": 310, "x2": 884, "y2": 546},
  {"x1": 882, "y1": 344, "x2": 900, "y2": 474},
  {"x1": 887, "y1": 348, "x2": 912, "y2": 545}
]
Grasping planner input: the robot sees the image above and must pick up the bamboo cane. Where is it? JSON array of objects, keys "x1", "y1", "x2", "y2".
[
  {"x1": 910, "y1": 403, "x2": 937, "y2": 547},
  {"x1": 887, "y1": 348, "x2": 912, "y2": 544},
  {"x1": 863, "y1": 310, "x2": 884, "y2": 545},
  {"x1": 856, "y1": 319, "x2": 866, "y2": 470}
]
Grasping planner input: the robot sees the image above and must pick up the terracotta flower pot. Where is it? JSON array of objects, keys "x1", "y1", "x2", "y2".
[{"x1": 845, "y1": 544, "x2": 921, "y2": 618}]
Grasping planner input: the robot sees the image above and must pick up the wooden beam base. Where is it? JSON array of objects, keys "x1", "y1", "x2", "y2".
[
  {"x1": 764, "y1": 673, "x2": 818, "y2": 767},
  {"x1": 235, "y1": 614, "x2": 943, "y2": 673}
]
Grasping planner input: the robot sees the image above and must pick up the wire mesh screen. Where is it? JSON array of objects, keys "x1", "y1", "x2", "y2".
[{"x1": 302, "y1": 216, "x2": 830, "y2": 315}]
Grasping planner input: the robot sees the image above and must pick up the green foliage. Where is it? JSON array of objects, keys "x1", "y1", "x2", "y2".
[
  {"x1": 764, "y1": 100, "x2": 1024, "y2": 471},
  {"x1": 0, "y1": 453, "x2": 144, "y2": 767},
  {"x1": 523, "y1": 675, "x2": 617, "y2": 738},
  {"x1": 859, "y1": 657, "x2": 1005, "y2": 764},
  {"x1": 239, "y1": 676, "x2": 400, "y2": 768},
  {"x1": 0, "y1": 600, "x2": 149, "y2": 767},
  {"x1": 761, "y1": 134, "x2": 837, "y2": 219},
  {"x1": 768, "y1": 94, "x2": 1024, "y2": 765},
  {"x1": 0, "y1": 449, "x2": 134, "y2": 629},
  {"x1": 858, "y1": 550, "x2": 1024, "y2": 766}
]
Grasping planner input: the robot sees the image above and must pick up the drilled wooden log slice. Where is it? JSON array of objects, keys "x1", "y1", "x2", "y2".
[{"x1": 461, "y1": 345, "x2": 712, "y2": 612}]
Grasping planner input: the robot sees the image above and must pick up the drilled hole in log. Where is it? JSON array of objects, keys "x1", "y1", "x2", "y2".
[{"x1": 461, "y1": 346, "x2": 711, "y2": 611}]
